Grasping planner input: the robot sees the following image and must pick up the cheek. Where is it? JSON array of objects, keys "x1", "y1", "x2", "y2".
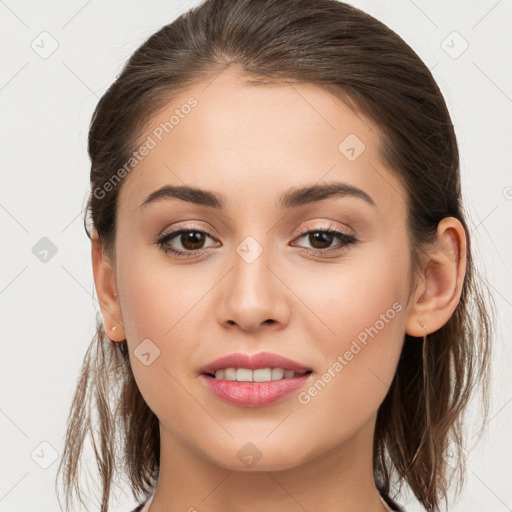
[
  {"x1": 294, "y1": 246, "x2": 408, "y2": 425},
  {"x1": 115, "y1": 249, "x2": 208, "y2": 405},
  {"x1": 117, "y1": 244, "x2": 211, "y2": 341},
  {"x1": 299, "y1": 238, "x2": 408, "y2": 342},
  {"x1": 295, "y1": 299, "x2": 406, "y2": 445}
]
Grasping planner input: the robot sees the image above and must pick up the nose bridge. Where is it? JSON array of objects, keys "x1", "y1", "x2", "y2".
[
  {"x1": 217, "y1": 230, "x2": 289, "y2": 330},
  {"x1": 227, "y1": 205, "x2": 277, "y2": 284},
  {"x1": 231, "y1": 232, "x2": 275, "y2": 299}
]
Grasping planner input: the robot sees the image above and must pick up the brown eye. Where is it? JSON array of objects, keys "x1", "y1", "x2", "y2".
[
  {"x1": 293, "y1": 227, "x2": 357, "y2": 255},
  {"x1": 157, "y1": 227, "x2": 218, "y2": 256},
  {"x1": 179, "y1": 231, "x2": 206, "y2": 250},
  {"x1": 307, "y1": 231, "x2": 335, "y2": 250}
]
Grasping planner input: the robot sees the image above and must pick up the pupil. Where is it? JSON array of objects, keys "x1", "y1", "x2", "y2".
[
  {"x1": 183, "y1": 231, "x2": 204, "y2": 249},
  {"x1": 310, "y1": 232, "x2": 332, "y2": 249}
]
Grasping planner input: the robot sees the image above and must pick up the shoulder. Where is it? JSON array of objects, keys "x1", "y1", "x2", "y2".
[
  {"x1": 129, "y1": 503, "x2": 147, "y2": 512},
  {"x1": 129, "y1": 489, "x2": 155, "y2": 512},
  {"x1": 378, "y1": 488, "x2": 406, "y2": 512}
]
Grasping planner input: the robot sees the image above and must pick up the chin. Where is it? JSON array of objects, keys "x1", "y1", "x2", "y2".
[{"x1": 202, "y1": 441, "x2": 314, "y2": 472}]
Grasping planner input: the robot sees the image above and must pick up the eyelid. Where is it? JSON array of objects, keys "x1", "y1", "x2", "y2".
[
  {"x1": 294, "y1": 221, "x2": 352, "y2": 237},
  {"x1": 156, "y1": 220, "x2": 357, "y2": 257},
  {"x1": 159, "y1": 221, "x2": 215, "y2": 238},
  {"x1": 157, "y1": 221, "x2": 349, "y2": 242}
]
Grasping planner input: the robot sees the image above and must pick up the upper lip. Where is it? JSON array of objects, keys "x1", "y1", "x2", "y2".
[{"x1": 200, "y1": 351, "x2": 312, "y2": 375}]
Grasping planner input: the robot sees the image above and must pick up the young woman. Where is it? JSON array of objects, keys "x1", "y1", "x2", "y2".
[{"x1": 56, "y1": 1, "x2": 493, "y2": 511}]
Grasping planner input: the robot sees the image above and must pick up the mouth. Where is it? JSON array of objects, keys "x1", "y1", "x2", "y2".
[{"x1": 199, "y1": 351, "x2": 314, "y2": 407}]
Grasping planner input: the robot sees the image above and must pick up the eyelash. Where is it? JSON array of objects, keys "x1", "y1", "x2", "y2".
[{"x1": 156, "y1": 223, "x2": 357, "y2": 258}]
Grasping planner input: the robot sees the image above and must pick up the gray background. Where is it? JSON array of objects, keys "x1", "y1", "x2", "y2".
[{"x1": 0, "y1": 0, "x2": 511, "y2": 510}]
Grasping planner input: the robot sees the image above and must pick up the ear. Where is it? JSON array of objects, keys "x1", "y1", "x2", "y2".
[
  {"x1": 91, "y1": 228, "x2": 126, "y2": 342},
  {"x1": 405, "y1": 217, "x2": 467, "y2": 337}
]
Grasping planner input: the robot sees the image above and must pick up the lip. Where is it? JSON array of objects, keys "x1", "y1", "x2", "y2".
[
  {"x1": 199, "y1": 351, "x2": 312, "y2": 375},
  {"x1": 200, "y1": 373, "x2": 312, "y2": 407}
]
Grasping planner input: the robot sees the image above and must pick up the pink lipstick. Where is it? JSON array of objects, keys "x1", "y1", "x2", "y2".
[{"x1": 199, "y1": 351, "x2": 313, "y2": 407}]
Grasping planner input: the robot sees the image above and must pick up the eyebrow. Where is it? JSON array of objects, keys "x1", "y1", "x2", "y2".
[{"x1": 139, "y1": 182, "x2": 376, "y2": 210}]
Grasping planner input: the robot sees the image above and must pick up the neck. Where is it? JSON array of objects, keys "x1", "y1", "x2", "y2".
[{"x1": 147, "y1": 413, "x2": 389, "y2": 512}]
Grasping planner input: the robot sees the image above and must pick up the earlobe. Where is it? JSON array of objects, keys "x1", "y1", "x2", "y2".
[
  {"x1": 405, "y1": 217, "x2": 467, "y2": 337},
  {"x1": 91, "y1": 229, "x2": 126, "y2": 342}
]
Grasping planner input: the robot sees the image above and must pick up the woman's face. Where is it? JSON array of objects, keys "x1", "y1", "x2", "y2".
[{"x1": 112, "y1": 69, "x2": 416, "y2": 470}]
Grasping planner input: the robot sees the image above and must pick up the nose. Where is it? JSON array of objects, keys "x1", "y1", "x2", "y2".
[{"x1": 216, "y1": 239, "x2": 290, "y2": 332}]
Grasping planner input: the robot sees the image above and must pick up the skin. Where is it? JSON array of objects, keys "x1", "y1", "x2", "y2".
[{"x1": 92, "y1": 68, "x2": 466, "y2": 512}]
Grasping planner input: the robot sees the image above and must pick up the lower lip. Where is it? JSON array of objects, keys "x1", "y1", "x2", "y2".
[{"x1": 201, "y1": 373, "x2": 312, "y2": 407}]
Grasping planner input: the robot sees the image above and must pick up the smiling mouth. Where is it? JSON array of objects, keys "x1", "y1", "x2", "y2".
[{"x1": 203, "y1": 368, "x2": 314, "y2": 382}]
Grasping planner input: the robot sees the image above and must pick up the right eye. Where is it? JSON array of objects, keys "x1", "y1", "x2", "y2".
[{"x1": 156, "y1": 225, "x2": 219, "y2": 257}]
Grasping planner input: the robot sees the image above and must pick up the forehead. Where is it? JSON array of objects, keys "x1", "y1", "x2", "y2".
[{"x1": 117, "y1": 69, "x2": 406, "y2": 220}]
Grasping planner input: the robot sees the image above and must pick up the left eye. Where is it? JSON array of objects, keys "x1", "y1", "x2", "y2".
[{"x1": 292, "y1": 228, "x2": 357, "y2": 253}]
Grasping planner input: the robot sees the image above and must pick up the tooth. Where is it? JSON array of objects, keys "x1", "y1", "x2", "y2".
[
  {"x1": 224, "y1": 368, "x2": 237, "y2": 381},
  {"x1": 271, "y1": 368, "x2": 284, "y2": 380},
  {"x1": 253, "y1": 368, "x2": 272, "y2": 382},
  {"x1": 236, "y1": 368, "x2": 253, "y2": 381},
  {"x1": 213, "y1": 367, "x2": 301, "y2": 381}
]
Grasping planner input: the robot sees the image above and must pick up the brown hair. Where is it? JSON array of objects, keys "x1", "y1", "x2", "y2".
[{"x1": 55, "y1": 1, "x2": 494, "y2": 510}]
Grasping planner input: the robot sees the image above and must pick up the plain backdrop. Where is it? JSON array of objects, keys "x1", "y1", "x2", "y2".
[{"x1": 0, "y1": 1, "x2": 511, "y2": 511}]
